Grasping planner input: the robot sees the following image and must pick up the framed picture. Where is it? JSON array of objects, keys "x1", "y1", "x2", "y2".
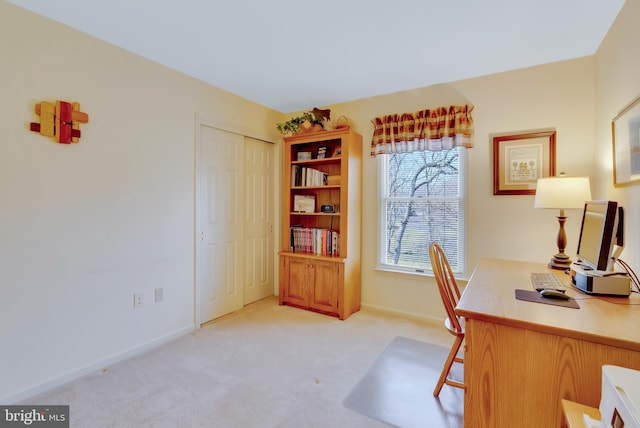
[
  {"x1": 612, "y1": 95, "x2": 640, "y2": 186},
  {"x1": 332, "y1": 146, "x2": 342, "y2": 157},
  {"x1": 293, "y1": 195, "x2": 315, "y2": 213},
  {"x1": 493, "y1": 130, "x2": 556, "y2": 195},
  {"x1": 317, "y1": 146, "x2": 328, "y2": 159},
  {"x1": 297, "y1": 151, "x2": 312, "y2": 161}
]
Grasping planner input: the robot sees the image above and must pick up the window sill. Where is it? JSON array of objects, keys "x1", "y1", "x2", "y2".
[
  {"x1": 374, "y1": 265, "x2": 468, "y2": 285},
  {"x1": 374, "y1": 266, "x2": 435, "y2": 279}
]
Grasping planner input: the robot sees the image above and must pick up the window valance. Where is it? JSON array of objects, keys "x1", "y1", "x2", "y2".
[{"x1": 370, "y1": 104, "x2": 474, "y2": 156}]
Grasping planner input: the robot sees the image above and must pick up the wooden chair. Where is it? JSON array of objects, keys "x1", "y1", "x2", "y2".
[{"x1": 429, "y1": 242, "x2": 465, "y2": 396}]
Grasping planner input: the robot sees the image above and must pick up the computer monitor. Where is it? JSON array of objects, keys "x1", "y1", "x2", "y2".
[{"x1": 575, "y1": 200, "x2": 624, "y2": 272}]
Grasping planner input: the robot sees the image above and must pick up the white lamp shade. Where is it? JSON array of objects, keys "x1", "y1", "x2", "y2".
[{"x1": 534, "y1": 176, "x2": 592, "y2": 209}]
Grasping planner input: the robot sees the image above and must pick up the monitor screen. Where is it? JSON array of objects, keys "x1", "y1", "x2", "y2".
[{"x1": 575, "y1": 201, "x2": 620, "y2": 271}]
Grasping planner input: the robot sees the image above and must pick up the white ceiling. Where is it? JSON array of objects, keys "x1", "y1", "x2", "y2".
[{"x1": 7, "y1": 0, "x2": 626, "y2": 113}]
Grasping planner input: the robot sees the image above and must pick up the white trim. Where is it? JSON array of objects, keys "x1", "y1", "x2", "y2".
[
  {"x1": 377, "y1": 155, "x2": 388, "y2": 267},
  {"x1": 2, "y1": 326, "x2": 193, "y2": 404},
  {"x1": 375, "y1": 264, "x2": 435, "y2": 276},
  {"x1": 194, "y1": 117, "x2": 203, "y2": 329},
  {"x1": 372, "y1": 265, "x2": 470, "y2": 285},
  {"x1": 459, "y1": 147, "x2": 468, "y2": 276},
  {"x1": 196, "y1": 113, "x2": 276, "y2": 144}
]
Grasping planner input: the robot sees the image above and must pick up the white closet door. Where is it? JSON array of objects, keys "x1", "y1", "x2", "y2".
[
  {"x1": 243, "y1": 137, "x2": 274, "y2": 304},
  {"x1": 197, "y1": 126, "x2": 244, "y2": 323}
]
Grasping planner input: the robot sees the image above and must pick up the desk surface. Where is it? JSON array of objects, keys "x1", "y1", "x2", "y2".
[
  {"x1": 457, "y1": 258, "x2": 640, "y2": 428},
  {"x1": 456, "y1": 258, "x2": 640, "y2": 352}
]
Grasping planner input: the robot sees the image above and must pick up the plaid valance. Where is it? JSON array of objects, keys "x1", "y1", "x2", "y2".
[{"x1": 370, "y1": 104, "x2": 474, "y2": 156}]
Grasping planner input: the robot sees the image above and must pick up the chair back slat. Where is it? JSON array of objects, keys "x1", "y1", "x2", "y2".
[{"x1": 429, "y1": 242, "x2": 463, "y2": 334}]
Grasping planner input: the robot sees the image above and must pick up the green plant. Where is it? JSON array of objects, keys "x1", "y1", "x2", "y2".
[{"x1": 276, "y1": 111, "x2": 319, "y2": 135}]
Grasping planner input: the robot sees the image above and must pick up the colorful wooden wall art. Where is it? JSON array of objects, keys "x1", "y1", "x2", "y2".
[{"x1": 30, "y1": 101, "x2": 89, "y2": 144}]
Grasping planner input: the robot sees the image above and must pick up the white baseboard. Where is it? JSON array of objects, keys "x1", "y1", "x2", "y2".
[
  {"x1": 3, "y1": 325, "x2": 194, "y2": 404},
  {"x1": 360, "y1": 303, "x2": 443, "y2": 327}
]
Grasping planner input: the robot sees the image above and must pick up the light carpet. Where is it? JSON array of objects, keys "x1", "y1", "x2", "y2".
[
  {"x1": 343, "y1": 336, "x2": 463, "y2": 428},
  {"x1": 19, "y1": 297, "x2": 461, "y2": 427}
]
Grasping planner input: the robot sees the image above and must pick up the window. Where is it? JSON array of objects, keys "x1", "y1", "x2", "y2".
[{"x1": 379, "y1": 147, "x2": 465, "y2": 274}]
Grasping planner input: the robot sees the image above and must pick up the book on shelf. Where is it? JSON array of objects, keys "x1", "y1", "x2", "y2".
[
  {"x1": 289, "y1": 226, "x2": 340, "y2": 256},
  {"x1": 290, "y1": 165, "x2": 328, "y2": 187}
]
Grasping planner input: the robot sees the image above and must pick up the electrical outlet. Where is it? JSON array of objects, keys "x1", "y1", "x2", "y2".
[
  {"x1": 134, "y1": 292, "x2": 144, "y2": 308},
  {"x1": 155, "y1": 287, "x2": 164, "y2": 303}
]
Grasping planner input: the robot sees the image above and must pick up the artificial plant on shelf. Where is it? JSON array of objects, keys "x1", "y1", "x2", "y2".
[{"x1": 276, "y1": 109, "x2": 328, "y2": 135}]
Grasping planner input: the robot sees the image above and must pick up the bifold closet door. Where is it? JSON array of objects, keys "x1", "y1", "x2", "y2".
[
  {"x1": 243, "y1": 137, "x2": 274, "y2": 305},
  {"x1": 197, "y1": 126, "x2": 244, "y2": 323}
]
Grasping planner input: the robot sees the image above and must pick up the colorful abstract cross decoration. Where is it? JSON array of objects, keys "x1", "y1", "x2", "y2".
[{"x1": 30, "y1": 100, "x2": 89, "y2": 144}]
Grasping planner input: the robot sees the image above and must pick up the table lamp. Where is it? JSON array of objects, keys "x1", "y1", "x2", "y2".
[{"x1": 534, "y1": 175, "x2": 592, "y2": 270}]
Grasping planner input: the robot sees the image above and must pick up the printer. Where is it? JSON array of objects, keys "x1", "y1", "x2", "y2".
[{"x1": 599, "y1": 365, "x2": 640, "y2": 428}]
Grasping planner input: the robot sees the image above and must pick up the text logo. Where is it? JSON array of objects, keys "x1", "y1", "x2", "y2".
[{"x1": 1, "y1": 406, "x2": 69, "y2": 427}]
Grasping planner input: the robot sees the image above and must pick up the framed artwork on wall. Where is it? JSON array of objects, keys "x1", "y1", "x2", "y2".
[
  {"x1": 612, "y1": 94, "x2": 640, "y2": 187},
  {"x1": 493, "y1": 130, "x2": 556, "y2": 195}
]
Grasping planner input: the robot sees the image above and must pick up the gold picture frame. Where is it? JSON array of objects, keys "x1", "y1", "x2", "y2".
[
  {"x1": 493, "y1": 130, "x2": 556, "y2": 195},
  {"x1": 612, "y1": 95, "x2": 640, "y2": 187}
]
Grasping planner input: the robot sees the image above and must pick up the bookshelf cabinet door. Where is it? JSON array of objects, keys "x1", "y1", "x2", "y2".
[
  {"x1": 281, "y1": 256, "x2": 310, "y2": 307},
  {"x1": 309, "y1": 260, "x2": 340, "y2": 314}
]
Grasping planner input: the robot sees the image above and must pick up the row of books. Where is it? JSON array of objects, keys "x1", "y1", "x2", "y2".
[
  {"x1": 289, "y1": 227, "x2": 340, "y2": 256},
  {"x1": 291, "y1": 165, "x2": 328, "y2": 187}
]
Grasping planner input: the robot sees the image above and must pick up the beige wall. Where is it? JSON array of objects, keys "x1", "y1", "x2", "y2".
[
  {"x1": 0, "y1": 1, "x2": 281, "y2": 402},
  {"x1": 322, "y1": 57, "x2": 596, "y2": 320},
  {"x1": 594, "y1": 0, "x2": 640, "y2": 266}
]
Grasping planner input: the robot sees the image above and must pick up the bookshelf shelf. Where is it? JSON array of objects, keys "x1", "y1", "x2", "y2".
[
  {"x1": 291, "y1": 185, "x2": 340, "y2": 190},
  {"x1": 279, "y1": 251, "x2": 346, "y2": 263},
  {"x1": 290, "y1": 212, "x2": 340, "y2": 216},
  {"x1": 291, "y1": 156, "x2": 341, "y2": 165}
]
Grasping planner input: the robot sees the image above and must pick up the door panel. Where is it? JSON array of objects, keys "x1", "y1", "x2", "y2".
[
  {"x1": 198, "y1": 126, "x2": 244, "y2": 323},
  {"x1": 244, "y1": 137, "x2": 274, "y2": 304},
  {"x1": 283, "y1": 257, "x2": 309, "y2": 307},
  {"x1": 309, "y1": 261, "x2": 339, "y2": 313}
]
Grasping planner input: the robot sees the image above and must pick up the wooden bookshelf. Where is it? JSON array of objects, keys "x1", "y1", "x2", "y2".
[{"x1": 278, "y1": 128, "x2": 362, "y2": 320}]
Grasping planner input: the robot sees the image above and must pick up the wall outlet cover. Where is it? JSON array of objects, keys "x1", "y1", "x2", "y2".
[
  {"x1": 134, "y1": 293, "x2": 144, "y2": 308},
  {"x1": 155, "y1": 288, "x2": 164, "y2": 302}
]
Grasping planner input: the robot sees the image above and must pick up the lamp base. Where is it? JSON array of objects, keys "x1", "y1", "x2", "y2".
[{"x1": 548, "y1": 253, "x2": 572, "y2": 270}]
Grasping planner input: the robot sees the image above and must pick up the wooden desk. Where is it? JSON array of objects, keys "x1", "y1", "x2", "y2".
[{"x1": 456, "y1": 258, "x2": 640, "y2": 428}]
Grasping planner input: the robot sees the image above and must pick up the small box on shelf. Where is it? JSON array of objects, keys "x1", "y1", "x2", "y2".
[
  {"x1": 321, "y1": 204, "x2": 339, "y2": 213},
  {"x1": 327, "y1": 175, "x2": 341, "y2": 185}
]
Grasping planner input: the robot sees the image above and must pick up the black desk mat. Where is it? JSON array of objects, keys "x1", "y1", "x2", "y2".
[{"x1": 515, "y1": 289, "x2": 580, "y2": 309}]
